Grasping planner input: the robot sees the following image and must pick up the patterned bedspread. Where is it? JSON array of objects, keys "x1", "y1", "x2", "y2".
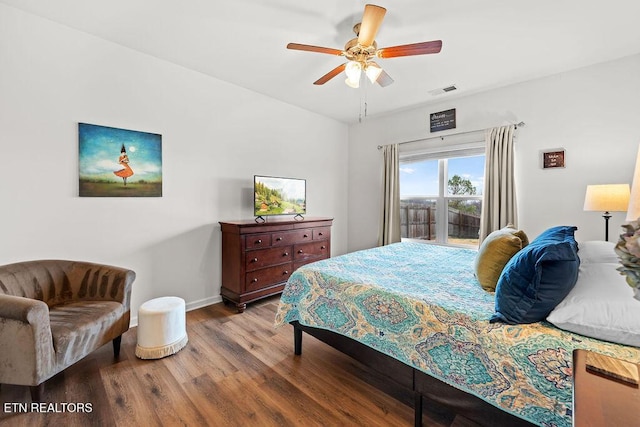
[{"x1": 274, "y1": 242, "x2": 640, "y2": 427}]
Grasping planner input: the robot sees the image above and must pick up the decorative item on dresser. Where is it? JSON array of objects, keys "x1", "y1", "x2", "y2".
[{"x1": 219, "y1": 217, "x2": 332, "y2": 312}]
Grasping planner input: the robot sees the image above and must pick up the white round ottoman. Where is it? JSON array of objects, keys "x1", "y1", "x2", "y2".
[{"x1": 135, "y1": 296, "x2": 188, "y2": 359}]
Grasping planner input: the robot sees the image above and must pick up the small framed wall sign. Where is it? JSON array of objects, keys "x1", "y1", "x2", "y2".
[
  {"x1": 541, "y1": 148, "x2": 565, "y2": 169},
  {"x1": 430, "y1": 108, "x2": 456, "y2": 133}
]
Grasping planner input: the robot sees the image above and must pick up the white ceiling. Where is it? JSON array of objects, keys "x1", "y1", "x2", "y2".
[{"x1": 3, "y1": 0, "x2": 640, "y2": 124}]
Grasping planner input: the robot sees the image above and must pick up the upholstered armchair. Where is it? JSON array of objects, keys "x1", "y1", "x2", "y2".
[{"x1": 0, "y1": 260, "x2": 135, "y2": 401}]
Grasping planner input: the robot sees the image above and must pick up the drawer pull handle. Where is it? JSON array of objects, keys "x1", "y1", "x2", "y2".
[
  {"x1": 283, "y1": 252, "x2": 289, "y2": 256},
  {"x1": 276, "y1": 237, "x2": 282, "y2": 241},
  {"x1": 318, "y1": 232, "x2": 323, "y2": 236},
  {"x1": 256, "y1": 239, "x2": 262, "y2": 244},
  {"x1": 321, "y1": 246, "x2": 326, "y2": 250},
  {"x1": 303, "y1": 234, "x2": 309, "y2": 238},
  {"x1": 252, "y1": 278, "x2": 258, "y2": 283},
  {"x1": 298, "y1": 250, "x2": 303, "y2": 254},
  {"x1": 283, "y1": 271, "x2": 289, "y2": 275},
  {"x1": 252, "y1": 258, "x2": 258, "y2": 262}
]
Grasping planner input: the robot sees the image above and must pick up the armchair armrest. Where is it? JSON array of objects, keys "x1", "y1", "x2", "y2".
[
  {"x1": 0, "y1": 294, "x2": 55, "y2": 386},
  {"x1": 0, "y1": 294, "x2": 49, "y2": 323}
]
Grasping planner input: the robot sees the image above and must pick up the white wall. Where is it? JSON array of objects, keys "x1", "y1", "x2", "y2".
[
  {"x1": 0, "y1": 5, "x2": 349, "y2": 322},
  {"x1": 348, "y1": 54, "x2": 640, "y2": 251}
]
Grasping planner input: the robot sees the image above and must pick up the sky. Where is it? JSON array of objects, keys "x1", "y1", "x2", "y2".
[
  {"x1": 400, "y1": 155, "x2": 485, "y2": 197},
  {"x1": 78, "y1": 123, "x2": 163, "y2": 182}
]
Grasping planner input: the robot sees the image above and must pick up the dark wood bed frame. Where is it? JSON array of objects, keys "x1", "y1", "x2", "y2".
[{"x1": 292, "y1": 321, "x2": 535, "y2": 427}]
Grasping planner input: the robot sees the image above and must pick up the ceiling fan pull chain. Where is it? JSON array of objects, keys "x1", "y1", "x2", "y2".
[
  {"x1": 358, "y1": 81, "x2": 363, "y2": 122},
  {"x1": 364, "y1": 77, "x2": 368, "y2": 118}
]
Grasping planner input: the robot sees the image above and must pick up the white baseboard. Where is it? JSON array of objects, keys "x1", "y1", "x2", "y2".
[
  {"x1": 129, "y1": 295, "x2": 222, "y2": 328},
  {"x1": 185, "y1": 295, "x2": 223, "y2": 312}
]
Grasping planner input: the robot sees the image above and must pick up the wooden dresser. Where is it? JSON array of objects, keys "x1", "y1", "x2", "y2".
[{"x1": 219, "y1": 217, "x2": 333, "y2": 312}]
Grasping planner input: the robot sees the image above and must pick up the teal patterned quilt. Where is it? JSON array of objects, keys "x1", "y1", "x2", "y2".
[{"x1": 275, "y1": 242, "x2": 640, "y2": 427}]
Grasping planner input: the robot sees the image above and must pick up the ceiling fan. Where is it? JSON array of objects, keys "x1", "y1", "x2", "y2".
[{"x1": 287, "y1": 4, "x2": 442, "y2": 88}]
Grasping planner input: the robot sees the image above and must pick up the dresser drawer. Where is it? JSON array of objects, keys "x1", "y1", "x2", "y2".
[
  {"x1": 245, "y1": 263, "x2": 293, "y2": 292},
  {"x1": 294, "y1": 241, "x2": 329, "y2": 261},
  {"x1": 271, "y1": 229, "x2": 312, "y2": 246},
  {"x1": 245, "y1": 246, "x2": 293, "y2": 271},
  {"x1": 313, "y1": 227, "x2": 331, "y2": 240},
  {"x1": 245, "y1": 233, "x2": 271, "y2": 250}
]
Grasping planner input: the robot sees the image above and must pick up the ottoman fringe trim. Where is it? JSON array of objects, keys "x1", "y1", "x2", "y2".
[{"x1": 135, "y1": 334, "x2": 188, "y2": 359}]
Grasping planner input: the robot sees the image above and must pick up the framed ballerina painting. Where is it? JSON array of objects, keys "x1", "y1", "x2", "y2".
[{"x1": 78, "y1": 123, "x2": 162, "y2": 197}]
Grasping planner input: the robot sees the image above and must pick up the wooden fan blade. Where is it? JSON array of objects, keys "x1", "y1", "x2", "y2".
[
  {"x1": 357, "y1": 4, "x2": 386, "y2": 47},
  {"x1": 287, "y1": 43, "x2": 343, "y2": 56},
  {"x1": 376, "y1": 69, "x2": 394, "y2": 87},
  {"x1": 314, "y1": 63, "x2": 347, "y2": 85},
  {"x1": 377, "y1": 40, "x2": 443, "y2": 58}
]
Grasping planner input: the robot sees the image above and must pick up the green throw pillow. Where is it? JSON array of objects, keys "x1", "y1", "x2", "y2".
[{"x1": 474, "y1": 225, "x2": 528, "y2": 292}]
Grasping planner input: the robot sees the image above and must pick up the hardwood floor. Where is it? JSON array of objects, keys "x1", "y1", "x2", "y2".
[{"x1": 0, "y1": 297, "x2": 465, "y2": 427}]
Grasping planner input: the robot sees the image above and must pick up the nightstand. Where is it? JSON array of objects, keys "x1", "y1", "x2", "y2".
[{"x1": 573, "y1": 349, "x2": 640, "y2": 426}]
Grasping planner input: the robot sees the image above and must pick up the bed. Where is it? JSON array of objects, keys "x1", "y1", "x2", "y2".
[{"x1": 274, "y1": 241, "x2": 640, "y2": 427}]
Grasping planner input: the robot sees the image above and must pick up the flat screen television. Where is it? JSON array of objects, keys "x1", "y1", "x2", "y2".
[{"x1": 254, "y1": 175, "x2": 306, "y2": 219}]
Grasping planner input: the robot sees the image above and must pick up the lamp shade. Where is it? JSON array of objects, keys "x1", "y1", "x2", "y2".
[
  {"x1": 365, "y1": 62, "x2": 382, "y2": 83},
  {"x1": 344, "y1": 61, "x2": 361, "y2": 88},
  {"x1": 344, "y1": 77, "x2": 360, "y2": 88},
  {"x1": 584, "y1": 184, "x2": 631, "y2": 212},
  {"x1": 627, "y1": 144, "x2": 640, "y2": 221}
]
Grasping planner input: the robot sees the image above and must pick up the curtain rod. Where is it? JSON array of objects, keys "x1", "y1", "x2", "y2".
[{"x1": 377, "y1": 121, "x2": 525, "y2": 150}]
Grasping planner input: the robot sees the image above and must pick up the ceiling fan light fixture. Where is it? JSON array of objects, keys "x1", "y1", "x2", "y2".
[
  {"x1": 344, "y1": 61, "x2": 362, "y2": 88},
  {"x1": 345, "y1": 60, "x2": 362, "y2": 78},
  {"x1": 345, "y1": 77, "x2": 360, "y2": 88},
  {"x1": 365, "y1": 62, "x2": 382, "y2": 83}
]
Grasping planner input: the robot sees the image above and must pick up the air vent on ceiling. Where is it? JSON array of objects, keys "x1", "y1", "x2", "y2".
[{"x1": 429, "y1": 84, "x2": 457, "y2": 96}]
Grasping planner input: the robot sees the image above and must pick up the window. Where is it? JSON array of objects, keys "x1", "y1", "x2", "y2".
[{"x1": 400, "y1": 147, "x2": 485, "y2": 247}]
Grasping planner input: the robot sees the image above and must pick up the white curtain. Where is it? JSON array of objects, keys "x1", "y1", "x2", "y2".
[
  {"x1": 479, "y1": 125, "x2": 517, "y2": 243},
  {"x1": 378, "y1": 144, "x2": 401, "y2": 246}
]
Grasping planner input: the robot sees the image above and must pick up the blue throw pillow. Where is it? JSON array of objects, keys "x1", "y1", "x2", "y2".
[
  {"x1": 490, "y1": 226, "x2": 579, "y2": 324},
  {"x1": 531, "y1": 225, "x2": 578, "y2": 244}
]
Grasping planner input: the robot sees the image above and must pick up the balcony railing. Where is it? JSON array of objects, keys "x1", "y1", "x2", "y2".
[{"x1": 400, "y1": 203, "x2": 480, "y2": 243}]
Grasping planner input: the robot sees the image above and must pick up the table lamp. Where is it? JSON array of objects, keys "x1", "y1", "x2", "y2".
[
  {"x1": 584, "y1": 184, "x2": 630, "y2": 241},
  {"x1": 626, "y1": 145, "x2": 640, "y2": 222}
]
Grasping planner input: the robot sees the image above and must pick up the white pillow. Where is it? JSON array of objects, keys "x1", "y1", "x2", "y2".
[
  {"x1": 547, "y1": 262, "x2": 640, "y2": 347},
  {"x1": 577, "y1": 240, "x2": 618, "y2": 264}
]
